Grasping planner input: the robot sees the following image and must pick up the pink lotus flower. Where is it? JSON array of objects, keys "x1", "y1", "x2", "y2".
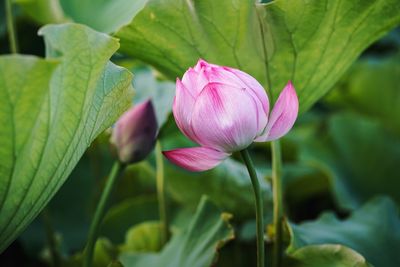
[
  {"x1": 163, "y1": 59, "x2": 298, "y2": 171},
  {"x1": 111, "y1": 100, "x2": 158, "y2": 164}
]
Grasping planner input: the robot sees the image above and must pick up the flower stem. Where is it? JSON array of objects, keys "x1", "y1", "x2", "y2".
[
  {"x1": 156, "y1": 141, "x2": 169, "y2": 246},
  {"x1": 83, "y1": 161, "x2": 125, "y2": 267},
  {"x1": 271, "y1": 140, "x2": 283, "y2": 267},
  {"x1": 240, "y1": 149, "x2": 264, "y2": 267},
  {"x1": 5, "y1": 0, "x2": 18, "y2": 53},
  {"x1": 42, "y1": 209, "x2": 61, "y2": 267}
]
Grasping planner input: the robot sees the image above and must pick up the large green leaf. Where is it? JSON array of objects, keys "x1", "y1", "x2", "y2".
[
  {"x1": 325, "y1": 54, "x2": 400, "y2": 133},
  {"x1": 298, "y1": 112, "x2": 400, "y2": 209},
  {"x1": 281, "y1": 162, "x2": 355, "y2": 218},
  {"x1": 59, "y1": 0, "x2": 147, "y2": 33},
  {"x1": 0, "y1": 23, "x2": 133, "y2": 252},
  {"x1": 20, "y1": 140, "x2": 157, "y2": 254},
  {"x1": 287, "y1": 197, "x2": 400, "y2": 267},
  {"x1": 116, "y1": 0, "x2": 400, "y2": 112},
  {"x1": 16, "y1": 0, "x2": 147, "y2": 33},
  {"x1": 119, "y1": 196, "x2": 234, "y2": 267},
  {"x1": 15, "y1": 0, "x2": 67, "y2": 25}
]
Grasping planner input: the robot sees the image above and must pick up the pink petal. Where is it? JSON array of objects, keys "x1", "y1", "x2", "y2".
[
  {"x1": 194, "y1": 59, "x2": 207, "y2": 72},
  {"x1": 181, "y1": 67, "x2": 208, "y2": 97},
  {"x1": 163, "y1": 147, "x2": 230, "y2": 172},
  {"x1": 194, "y1": 58, "x2": 219, "y2": 72},
  {"x1": 202, "y1": 64, "x2": 245, "y2": 86},
  {"x1": 255, "y1": 81, "x2": 298, "y2": 142},
  {"x1": 200, "y1": 67, "x2": 268, "y2": 134},
  {"x1": 190, "y1": 82, "x2": 260, "y2": 152},
  {"x1": 173, "y1": 79, "x2": 199, "y2": 143},
  {"x1": 226, "y1": 68, "x2": 270, "y2": 117},
  {"x1": 181, "y1": 68, "x2": 198, "y2": 95}
]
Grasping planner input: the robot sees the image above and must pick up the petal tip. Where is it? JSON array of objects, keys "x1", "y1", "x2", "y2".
[
  {"x1": 142, "y1": 99, "x2": 153, "y2": 109},
  {"x1": 197, "y1": 58, "x2": 207, "y2": 64},
  {"x1": 285, "y1": 81, "x2": 298, "y2": 98},
  {"x1": 195, "y1": 58, "x2": 210, "y2": 70}
]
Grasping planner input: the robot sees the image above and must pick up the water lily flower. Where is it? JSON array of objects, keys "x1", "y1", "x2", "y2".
[
  {"x1": 163, "y1": 59, "x2": 298, "y2": 171},
  {"x1": 111, "y1": 100, "x2": 158, "y2": 164}
]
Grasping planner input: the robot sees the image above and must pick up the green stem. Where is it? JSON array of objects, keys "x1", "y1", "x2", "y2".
[
  {"x1": 42, "y1": 209, "x2": 61, "y2": 267},
  {"x1": 156, "y1": 141, "x2": 169, "y2": 246},
  {"x1": 240, "y1": 149, "x2": 265, "y2": 267},
  {"x1": 83, "y1": 161, "x2": 125, "y2": 267},
  {"x1": 5, "y1": 0, "x2": 18, "y2": 53},
  {"x1": 271, "y1": 140, "x2": 283, "y2": 267}
]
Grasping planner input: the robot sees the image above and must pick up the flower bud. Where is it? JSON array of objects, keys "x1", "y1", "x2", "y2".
[
  {"x1": 163, "y1": 59, "x2": 298, "y2": 171},
  {"x1": 111, "y1": 100, "x2": 158, "y2": 164}
]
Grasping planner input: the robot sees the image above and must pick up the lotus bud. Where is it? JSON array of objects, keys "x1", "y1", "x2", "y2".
[
  {"x1": 163, "y1": 59, "x2": 298, "y2": 171},
  {"x1": 111, "y1": 100, "x2": 158, "y2": 164}
]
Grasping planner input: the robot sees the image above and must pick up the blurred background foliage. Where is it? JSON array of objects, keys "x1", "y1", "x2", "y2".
[{"x1": 0, "y1": 0, "x2": 400, "y2": 266}]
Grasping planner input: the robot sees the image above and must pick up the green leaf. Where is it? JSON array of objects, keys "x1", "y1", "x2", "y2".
[
  {"x1": 101, "y1": 195, "x2": 159, "y2": 244},
  {"x1": 116, "y1": 0, "x2": 400, "y2": 112},
  {"x1": 16, "y1": 0, "x2": 148, "y2": 33},
  {"x1": 325, "y1": 54, "x2": 400, "y2": 133},
  {"x1": 287, "y1": 197, "x2": 400, "y2": 267},
  {"x1": 328, "y1": 114, "x2": 400, "y2": 206},
  {"x1": 120, "y1": 221, "x2": 162, "y2": 253},
  {"x1": 165, "y1": 157, "x2": 272, "y2": 219},
  {"x1": 287, "y1": 244, "x2": 372, "y2": 267},
  {"x1": 0, "y1": 23, "x2": 133, "y2": 252},
  {"x1": 299, "y1": 113, "x2": 400, "y2": 209},
  {"x1": 119, "y1": 196, "x2": 234, "y2": 267},
  {"x1": 92, "y1": 238, "x2": 118, "y2": 267},
  {"x1": 281, "y1": 163, "x2": 351, "y2": 218},
  {"x1": 59, "y1": 0, "x2": 147, "y2": 33},
  {"x1": 20, "y1": 143, "x2": 158, "y2": 253},
  {"x1": 111, "y1": 161, "x2": 157, "y2": 205},
  {"x1": 15, "y1": 0, "x2": 68, "y2": 25},
  {"x1": 61, "y1": 238, "x2": 118, "y2": 267}
]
